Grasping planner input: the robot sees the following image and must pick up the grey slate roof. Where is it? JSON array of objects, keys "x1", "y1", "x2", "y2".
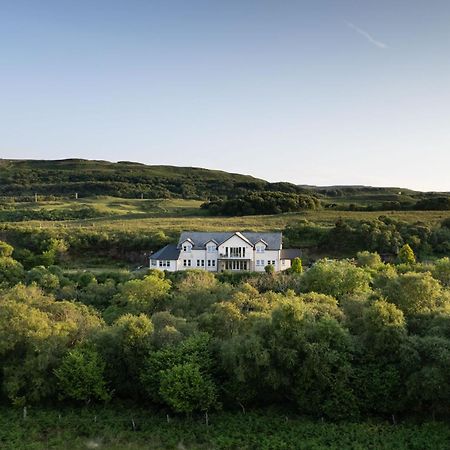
[
  {"x1": 178, "y1": 231, "x2": 282, "y2": 250},
  {"x1": 150, "y1": 244, "x2": 180, "y2": 260},
  {"x1": 280, "y1": 249, "x2": 302, "y2": 259}
]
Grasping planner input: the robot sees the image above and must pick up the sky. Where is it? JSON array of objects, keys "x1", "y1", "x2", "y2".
[{"x1": 1, "y1": 0, "x2": 449, "y2": 191}]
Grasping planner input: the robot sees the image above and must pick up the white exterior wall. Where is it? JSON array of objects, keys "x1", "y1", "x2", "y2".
[
  {"x1": 150, "y1": 259, "x2": 178, "y2": 272},
  {"x1": 253, "y1": 249, "x2": 281, "y2": 272},
  {"x1": 178, "y1": 248, "x2": 219, "y2": 271}
]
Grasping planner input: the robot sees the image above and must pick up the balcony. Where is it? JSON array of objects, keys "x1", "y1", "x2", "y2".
[{"x1": 219, "y1": 255, "x2": 250, "y2": 260}]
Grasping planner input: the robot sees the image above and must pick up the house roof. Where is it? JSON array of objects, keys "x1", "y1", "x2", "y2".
[
  {"x1": 150, "y1": 244, "x2": 181, "y2": 260},
  {"x1": 280, "y1": 249, "x2": 302, "y2": 260},
  {"x1": 177, "y1": 231, "x2": 282, "y2": 250}
]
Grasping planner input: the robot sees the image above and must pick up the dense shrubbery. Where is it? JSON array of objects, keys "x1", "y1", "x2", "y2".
[
  {"x1": 285, "y1": 217, "x2": 450, "y2": 259},
  {"x1": 0, "y1": 205, "x2": 109, "y2": 222},
  {"x1": 201, "y1": 192, "x2": 321, "y2": 216},
  {"x1": 415, "y1": 197, "x2": 450, "y2": 211},
  {"x1": 1, "y1": 238, "x2": 450, "y2": 423},
  {"x1": 0, "y1": 226, "x2": 173, "y2": 267}
]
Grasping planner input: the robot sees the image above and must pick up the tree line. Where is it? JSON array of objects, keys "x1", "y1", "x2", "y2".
[{"x1": 201, "y1": 192, "x2": 321, "y2": 216}]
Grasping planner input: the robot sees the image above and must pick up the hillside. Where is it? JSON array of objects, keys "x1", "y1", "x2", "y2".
[
  {"x1": 0, "y1": 159, "x2": 449, "y2": 210},
  {"x1": 0, "y1": 158, "x2": 272, "y2": 199}
]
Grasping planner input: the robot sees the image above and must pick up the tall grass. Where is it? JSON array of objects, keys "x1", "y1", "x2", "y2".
[{"x1": 1, "y1": 407, "x2": 449, "y2": 450}]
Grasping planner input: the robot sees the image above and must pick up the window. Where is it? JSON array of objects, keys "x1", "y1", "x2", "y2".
[
  {"x1": 267, "y1": 260, "x2": 276, "y2": 266},
  {"x1": 229, "y1": 247, "x2": 246, "y2": 257},
  {"x1": 183, "y1": 244, "x2": 192, "y2": 252},
  {"x1": 207, "y1": 245, "x2": 216, "y2": 253},
  {"x1": 151, "y1": 260, "x2": 157, "y2": 266},
  {"x1": 183, "y1": 259, "x2": 191, "y2": 267},
  {"x1": 256, "y1": 259, "x2": 265, "y2": 266},
  {"x1": 196, "y1": 260, "x2": 205, "y2": 267},
  {"x1": 159, "y1": 260, "x2": 170, "y2": 267},
  {"x1": 197, "y1": 260, "x2": 200, "y2": 267},
  {"x1": 256, "y1": 245, "x2": 265, "y2": 253},
  {"x1": 212, "y1": 260, "x2": 216, "y2": 267},
  {"x1": 224, "y1": 260, "x2": 248, "y2": 270},
  {"x1": 207, "y1": 259, "x2": 211, "y2": 267},
  {"x1": 201, "y1": 259, "x2": 205, "y2": 266}
]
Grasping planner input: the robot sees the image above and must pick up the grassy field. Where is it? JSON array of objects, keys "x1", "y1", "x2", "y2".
[
  {"x1": 2, "y1": 197, "x2": 450, "y2": 233},
  {"x1": 1, "y1": 408, "x2": 449, "y2": 450},
  {"x1": 0, "y1": 197, "x2": 204, "y2": 218}
]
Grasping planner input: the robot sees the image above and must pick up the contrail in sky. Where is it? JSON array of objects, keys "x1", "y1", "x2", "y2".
[{"x1": 346, "y1": 22, "x2": 388, "y2": 49}]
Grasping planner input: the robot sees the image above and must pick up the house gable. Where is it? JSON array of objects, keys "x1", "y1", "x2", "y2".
[{"x1": 219, "y1": 232, "x2": 254, "y2": 248}]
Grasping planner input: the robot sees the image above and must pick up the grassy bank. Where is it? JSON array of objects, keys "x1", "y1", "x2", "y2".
[{"x1": 1, "y1": 408, "x2": 449, "y2": 450}]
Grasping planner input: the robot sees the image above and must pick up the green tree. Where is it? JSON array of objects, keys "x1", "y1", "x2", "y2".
[
  {"x1": 54, "y1": 347, "x2": 110, "y2": 404},
  {"x1": 26, "y1": 266, "x2": 60, "y2": 292},
  {"x1": 0, "y1": 240, "x2": 14, "y2": 258},
  {"x1": 291, "y1": 257, "x2": 303, "y2": 274},
  {"x1": 0, "y1": 284, "x2": 103, "y2": 405},
  {"x1": 397, "y1": 243, "x2": 416, "y2": 265},
  {"x1": 0, "y1": 257, "x2": 25, "y2": 286},
  {"x1": 159, "y1": 362, "x2": 218, "y2": 414},
  {"x1": 432, "y1": 257, "x2": 450, "y2": 287},
  {"x1": 94, "y1": 313, "x2": 153, "y2": 400},
  {"x1": 356, "y1": 251, "x2": 383, "y2": 269},
  {"x1": 170, "y1": 270, "x2": 233, "y2": 318},
  {"x1": 39, "y1": 238, "x2": 69, "y2": 266},
  {"x1": 353, "y1": 300, "x2": 409, "y2": 416},
  {"x1": 301, "y1": 259, "x2": 371, "y2": 300},
  {"x1": 406, "y1": 336, "x2": 450, "y2": 417},
  {"x1": 141, "y1": 333, "x2": 213, "y2": 404},
  {"x1": 264, "y1": 264, "x2": 275, "y2": 275},
  {"x1": 107, "y1": 273, "x2": 171, "y2": 319},
  {"x1": 382, "y1": 272, "x2": 444, "y2": 315}
]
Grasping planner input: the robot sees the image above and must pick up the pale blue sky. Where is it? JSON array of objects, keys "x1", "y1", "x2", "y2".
[{"x1": 1, "y1": 0, "x2": 449, "y2": 190}]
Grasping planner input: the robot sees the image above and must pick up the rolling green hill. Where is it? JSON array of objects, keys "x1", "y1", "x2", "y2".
[
  {"x1": 0, "y1": 159, "x2": 448, "y2": 210},
  {"x1": 0, "y1": 158, "x2": 272, "y2": 199}
]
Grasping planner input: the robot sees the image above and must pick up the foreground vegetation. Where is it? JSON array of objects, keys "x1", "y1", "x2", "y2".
[{"x1": 1, "y1": 408, "x2": 449, "y2": 449}]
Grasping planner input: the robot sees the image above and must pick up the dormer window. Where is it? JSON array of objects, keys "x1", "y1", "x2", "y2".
[
  {"x1": 183, "y1": 244, "x2": 192, "y2": 252},
  {"x1": 256, "y1": 245, "x2": 265, "y2": 253},
  {"x1": 207, "y1": 245, "x2": 216, "y2": 253}
]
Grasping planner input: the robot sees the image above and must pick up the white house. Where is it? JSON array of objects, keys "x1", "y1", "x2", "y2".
[{"x1": 149, "y1": 231, "x2": 301, "y2": 272}]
